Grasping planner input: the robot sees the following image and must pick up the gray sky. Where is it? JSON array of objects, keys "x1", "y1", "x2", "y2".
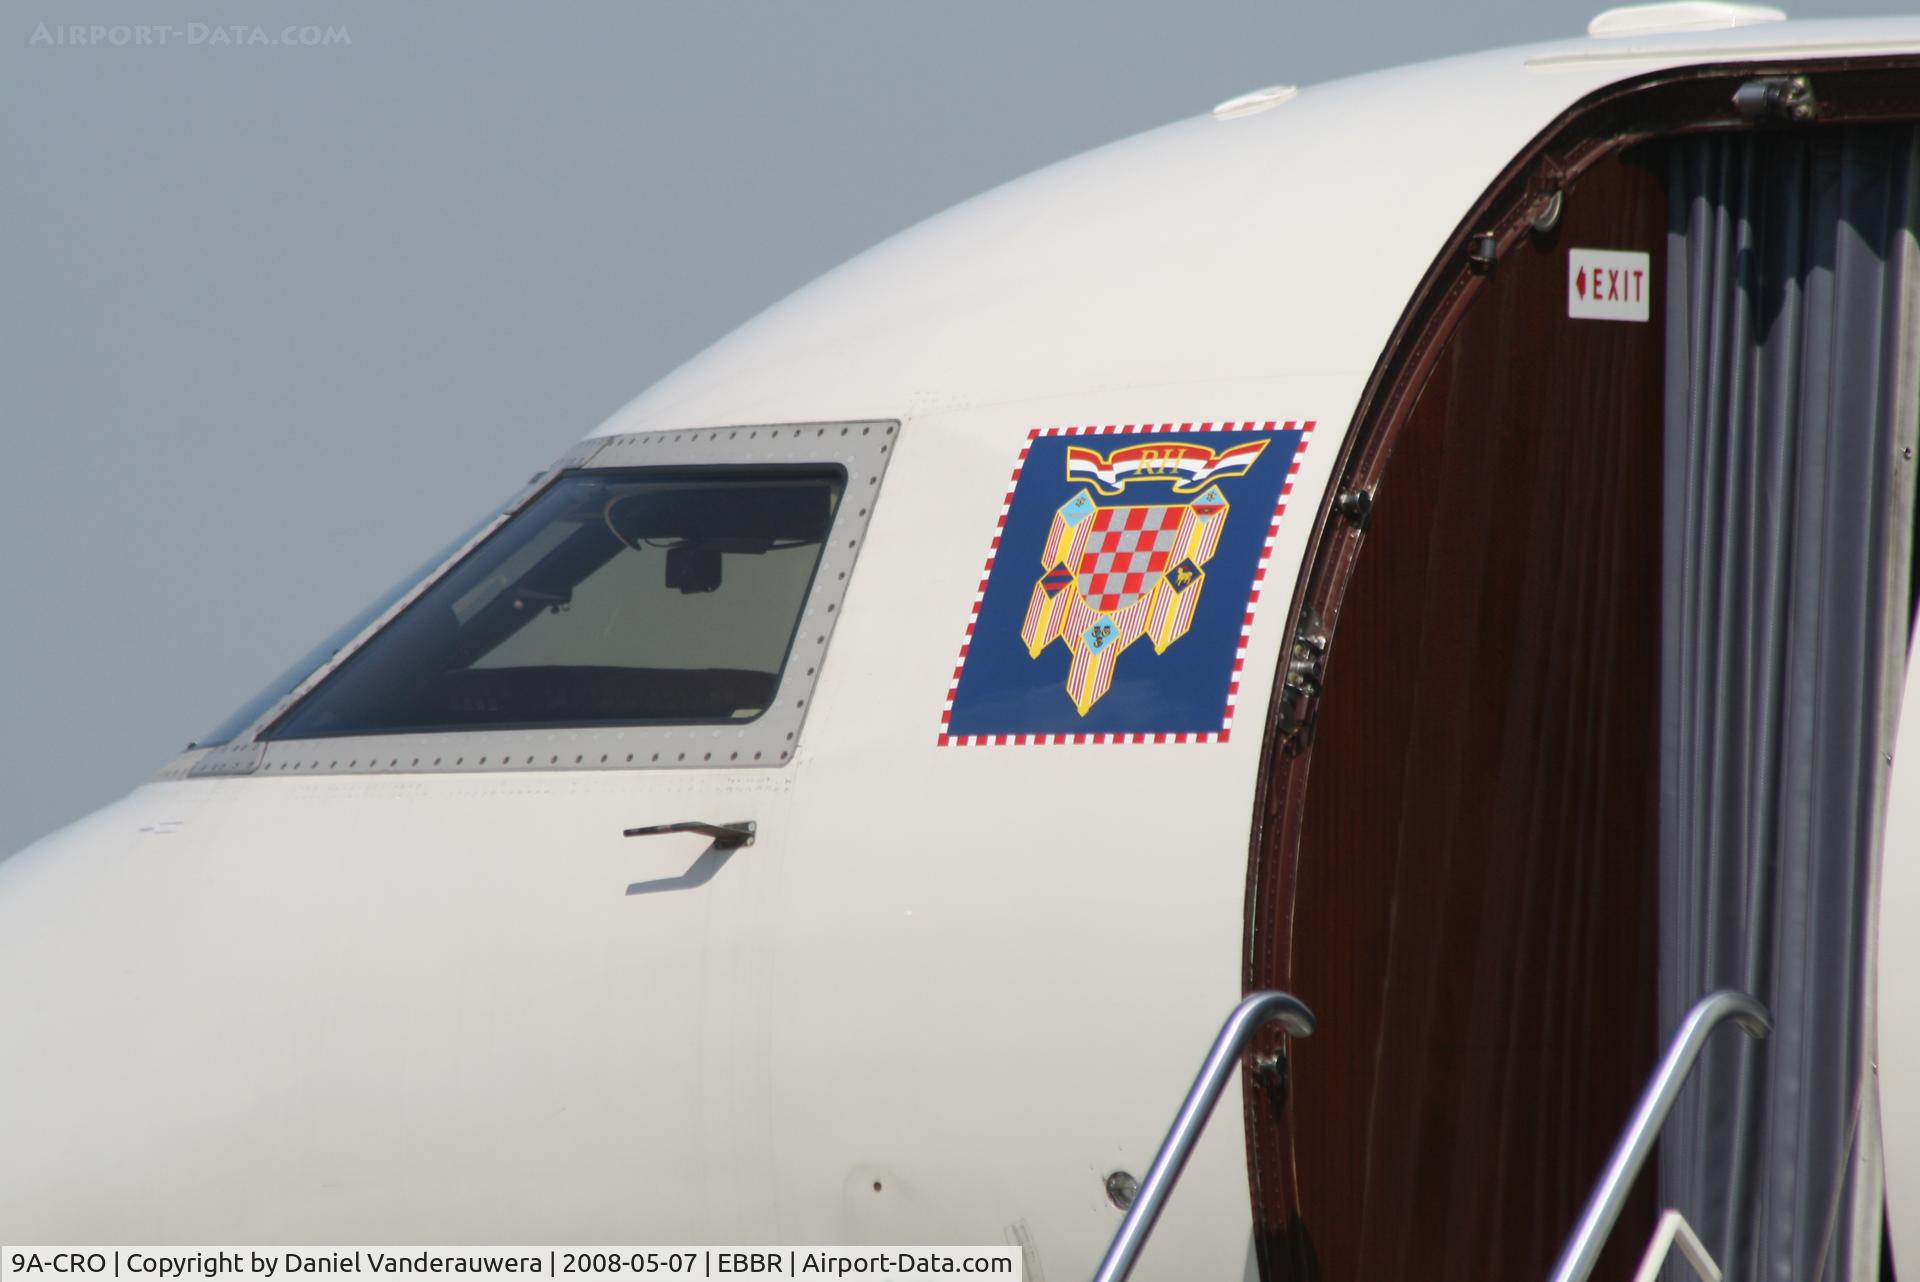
[{"x1": 1, "y1": 0, "x2": 1904, "y2": 853}]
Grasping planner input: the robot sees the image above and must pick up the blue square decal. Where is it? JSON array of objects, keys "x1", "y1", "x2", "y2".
[{"x1": 940, "y1": 420, "x2": 1310, "y2": 746}]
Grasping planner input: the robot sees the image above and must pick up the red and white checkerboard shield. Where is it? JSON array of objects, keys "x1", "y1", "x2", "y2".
[
  {"x1": 1077, "y1": 505, "x2": 1187, "y2": 611},
  {"x1": 1021, "y1": 484, "x2": 1229, "y2": 714}
]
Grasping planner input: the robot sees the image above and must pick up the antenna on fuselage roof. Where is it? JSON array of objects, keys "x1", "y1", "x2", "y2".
[{"x1": 1585, "y1": 1, "x2": 1787, "y2": 37}]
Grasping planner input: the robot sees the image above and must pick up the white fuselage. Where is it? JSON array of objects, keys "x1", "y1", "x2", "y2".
[{"x1": 4, "y1": 16, "x2": 1920, "y2": 1282}]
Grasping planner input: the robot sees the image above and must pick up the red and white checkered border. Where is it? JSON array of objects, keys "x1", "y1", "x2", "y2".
[{"x1": 936, "y1": 419, "x2": 1316, "y2": 747}]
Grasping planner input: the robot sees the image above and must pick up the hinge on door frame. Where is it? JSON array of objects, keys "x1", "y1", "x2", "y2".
[
  {"x1": 1733, "y1": 74, "x2": 1818, "y2": 124},
  {"x1": 1275, "y1": 605, "x2": 1330, "y2": 749},
  {"x1": 1251, "y1": 1049, "x2": 1291, "y2": 1116}
]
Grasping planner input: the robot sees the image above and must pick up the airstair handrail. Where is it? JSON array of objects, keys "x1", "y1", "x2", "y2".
[
  {"x1": 1091, "y1": 990, "x2": 1315, "y2": 1282},
  {"x1": 1546, "y1": 989, "x2": 1772, "y2": 1282}
]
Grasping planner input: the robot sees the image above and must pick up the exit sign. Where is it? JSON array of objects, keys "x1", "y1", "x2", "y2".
[{"x1": 1568, "y1": 248, "x2": 1651, "y2": 322}]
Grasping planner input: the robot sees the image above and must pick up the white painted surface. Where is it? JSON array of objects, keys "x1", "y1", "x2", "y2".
[
  {"x1": 3, "y1": 16, "x2": 1920, "y2": 1277},
  {"x1": 592, "y1": 20, "x2": 1920, "y2": 442},
  {"x1": 1568, "y1": 248, "x2": 1653, "y2": 321},
  {"x1": 1880, "y1": 651, "x2": 1920, "y2": 1278}
]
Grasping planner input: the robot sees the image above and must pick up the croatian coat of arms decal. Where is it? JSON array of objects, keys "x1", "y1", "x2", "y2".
[{"x1": 941, "y1": 421, "x2": 1311, "y2": 745}]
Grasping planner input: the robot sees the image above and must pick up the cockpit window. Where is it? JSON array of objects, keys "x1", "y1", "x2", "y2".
[
  {"x1": 194, "y1": 510, "x2": 503, "y2": 748},
  {"x1": 262, "y1": 467, "x2": 845, "y2": 740}
]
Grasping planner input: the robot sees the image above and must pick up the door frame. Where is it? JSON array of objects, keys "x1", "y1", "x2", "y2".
[{"x1": 1241, "y1": 55, "x2": 1920, "y2": 1280}]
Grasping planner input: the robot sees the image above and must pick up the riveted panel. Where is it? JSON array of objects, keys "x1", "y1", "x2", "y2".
[{"x1": 182, "y1": 421, "x2": 897, "y2": 778}]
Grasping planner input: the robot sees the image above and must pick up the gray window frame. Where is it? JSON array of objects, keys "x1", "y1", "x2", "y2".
[{"x1": 178, "y1": 420, "x2": 898, "y2": 778}]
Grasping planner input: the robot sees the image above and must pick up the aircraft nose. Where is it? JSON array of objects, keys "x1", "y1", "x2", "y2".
[
  {"x1": 0, "y1": 777, "x2": 728, "y2": 1241},
  {"x1": 0, "y1": 786, "x2": 267, "y2": 1238}
]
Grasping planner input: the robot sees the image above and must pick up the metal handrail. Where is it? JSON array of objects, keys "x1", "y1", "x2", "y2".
[
  {"x1": 1630, "y1": 1209, "x2": 1723, "y2": 1282},
  {"x1": 1091, "y1": 991, "x2": 1316, "y2": 1282},
  {"x1": 1546, "y1": 989, "x2": 1772, "y2": 1282}
]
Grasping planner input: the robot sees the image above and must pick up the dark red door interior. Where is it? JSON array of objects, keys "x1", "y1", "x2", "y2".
[{"x1": 1249, "y1": 146, "x2": 1669, "y2": 1282}]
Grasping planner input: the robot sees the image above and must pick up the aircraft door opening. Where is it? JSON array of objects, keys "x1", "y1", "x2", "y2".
[
  {"x1": 1245, "y1": 145, "x2": 1670, "y2": 1282},
  {"x1": 1246, "y1": 105, "x2": 1920, "y2": 1282}
]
